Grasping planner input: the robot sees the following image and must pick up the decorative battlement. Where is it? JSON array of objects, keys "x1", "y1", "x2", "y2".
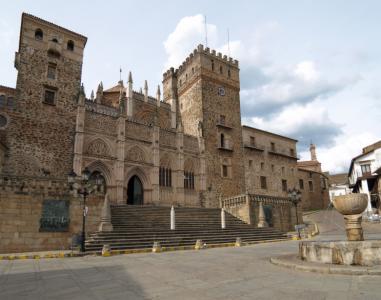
[{"x1": 163, "y1": 44, "x2": 239, "y2": 81}]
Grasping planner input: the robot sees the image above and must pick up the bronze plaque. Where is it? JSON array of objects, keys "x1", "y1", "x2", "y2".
[{"x1": 39, "y1": 199, "x2": 70, "y2": 232}]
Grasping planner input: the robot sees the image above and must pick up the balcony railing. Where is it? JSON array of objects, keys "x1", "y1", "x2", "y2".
[
  {"x1": 218, "y1": 145, "x2": 233, "y2": 152},
  {"x1": 268, "y1": 148, "x2": 299, "y2": 160},
  {"x1": 244, "y1": 142, "x2": 265, "y2": 151},
  {"x1": 216, "y1": 122, "x2": 233, "y2": 129}
]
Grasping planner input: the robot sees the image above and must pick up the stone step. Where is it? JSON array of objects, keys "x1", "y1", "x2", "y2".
[
  {"x1": 89, "y1": 228, "x2": 279, "y2": 237},
  {"x1": 85, "y1": 205, "x2": 287, "y2": 252},
  {"x1": 87, "y1": 231, "x2": 283, "y2": 240},
  {"x1": 85, "y1": 236, "x2": 286, "y2": 251}
]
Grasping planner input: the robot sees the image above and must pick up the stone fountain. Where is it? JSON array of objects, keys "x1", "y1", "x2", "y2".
[{"x1": 299, "y1": 193, "x2": 381, "y2": 266}]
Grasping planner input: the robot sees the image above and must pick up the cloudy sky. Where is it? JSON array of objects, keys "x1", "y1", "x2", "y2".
[{"x1": 1, "y1": 1, "x2": 380, "y2": 174}]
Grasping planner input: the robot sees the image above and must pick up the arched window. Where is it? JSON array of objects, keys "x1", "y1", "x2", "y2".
[
  {"x1": 220, "y1": 66, "x2": 223, "y2": 74},
  {"x1": 228, "y1": 69, "x2": 231, "y2": 78},
  {"x1": 52, "y1": 38, "x2": 58, "y2": 43},
  {"x1": 211, "y1": 60, "x2": 214, "y2": 71},
  {"x1": 89, "y1": 171, "x2": 106, "y2": 194},
  {"x1": 184, "y1": 171, "x2": 195, "y2": 189},
  {"x1": 35, "y1": 29, "x2": 43, "y2": 40},
  {"x1": 67, "y1": 40, "x2": 74, "y2": 51},
  {"x1": 220, "y1": 133, "x2": 225, "y2": 148},
  {"x1": 159, "y1": 167, "x2": 172, "y2": 187}
]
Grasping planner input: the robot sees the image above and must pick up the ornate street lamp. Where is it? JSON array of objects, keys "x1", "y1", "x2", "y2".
[
  {"x1": 288, "y1": 188, "x2": 302, "y2": 239},
  {"x1": 68, "y1": 168, "x2": 101, "y2": 252}
]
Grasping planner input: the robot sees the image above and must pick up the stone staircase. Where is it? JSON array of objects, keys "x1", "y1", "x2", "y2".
[{"x1": 85, "y1": 205, "x2": 288, "y2": 252}]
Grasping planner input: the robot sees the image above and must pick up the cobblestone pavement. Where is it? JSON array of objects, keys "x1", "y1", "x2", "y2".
[{"x1": 1, "y1": 210, "x2": 381, "y2": 300}]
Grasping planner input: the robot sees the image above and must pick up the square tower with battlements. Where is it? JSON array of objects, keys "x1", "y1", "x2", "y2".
[
  {"x1": 163, "y1": 44, "x2": 246, "y2": 206},
  {"x1": 3, "y1": 13, "x2": 87, "y2": 178}
]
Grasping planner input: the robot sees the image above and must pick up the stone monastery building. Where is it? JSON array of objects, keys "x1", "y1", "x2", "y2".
[{"x1": 0, "y1": 13, "x2": 329, "y2": 210}]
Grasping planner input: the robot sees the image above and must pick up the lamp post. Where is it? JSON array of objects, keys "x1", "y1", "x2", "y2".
[
  {"x1": 288, "y1": 188, "x2": 302, "y2": 239},
  {"x1": 68, "y1": 168, "x2": 102, "y2": 253}
]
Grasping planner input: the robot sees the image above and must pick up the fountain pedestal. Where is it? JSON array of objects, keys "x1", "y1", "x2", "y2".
[{"x1": 344, "y1": 214, "x2": 364, "y2": 241}]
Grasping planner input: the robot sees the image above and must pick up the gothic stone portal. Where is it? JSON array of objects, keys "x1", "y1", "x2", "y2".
[{"x1": 127, "y1": 175, "x2": 143, "y2": 205}]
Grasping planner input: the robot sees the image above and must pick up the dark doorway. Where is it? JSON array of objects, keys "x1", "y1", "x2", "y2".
[{"x1": 127, "y1": 175, "x2": 143, "y2": 205}]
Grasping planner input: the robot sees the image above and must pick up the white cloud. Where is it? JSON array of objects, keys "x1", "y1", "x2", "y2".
[
  {"x1": 163, "y1": 14, "x2": 217, "y2": 70},
  {"x1": 294, "y1": 61, "x2": 319, "y2": 82},
  {"x1": 240, "y1": 61, "x2": 358, "y2": 116},
  {"x1": 0, "y1": 20, "x2": 15, "y2": 46},
  {"x1": 163, "y1": 15, "x2": 366, "y2": 174},
  {"x1": 242, "y1": 101, "x2": 342, "y2": 147}
]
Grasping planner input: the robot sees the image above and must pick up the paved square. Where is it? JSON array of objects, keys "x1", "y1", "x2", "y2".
[{"x1": 1, "y1": 238, "x2": 380, "y2": 300}]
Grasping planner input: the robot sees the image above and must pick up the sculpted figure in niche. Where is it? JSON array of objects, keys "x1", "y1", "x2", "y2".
[{"x1": 198, "y1": 120, "x2": 203, "y2": 137}]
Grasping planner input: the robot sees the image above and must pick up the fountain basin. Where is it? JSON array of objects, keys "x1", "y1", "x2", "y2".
[
  {"x1": 332, "y1": 193, "x2": 368, "y2": 215},
  {"x1": 300, "y1": 240, "x2": 381, "y2": 266}
]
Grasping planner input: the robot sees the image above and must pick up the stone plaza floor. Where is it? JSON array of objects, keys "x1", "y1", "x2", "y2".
[{"x1": 1, "y1": 236, "x2": 381, "y2": 300}]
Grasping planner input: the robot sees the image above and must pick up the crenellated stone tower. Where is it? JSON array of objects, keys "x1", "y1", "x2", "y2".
[
  {"x1": 163, "y1": 44, "x2": 246, "y2": 207},
  {"x1": 4, "y1": 13, "x2": 87, "y2": 178}
]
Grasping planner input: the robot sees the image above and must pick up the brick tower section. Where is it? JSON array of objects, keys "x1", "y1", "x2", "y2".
[
  {"x1": 163, "y1": 44, "x2": 246, "y2": 207},
  {"x1": 4, "y1": 13, "x2": 87, "y2": 178}
]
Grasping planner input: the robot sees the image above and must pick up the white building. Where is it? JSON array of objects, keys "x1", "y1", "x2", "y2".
[
  {"x1": 329, "y1": 173, "x2": 351, "y2": 202},
  {"x1": 348, "y1": 141, "x2": 381, "y2": 213}
]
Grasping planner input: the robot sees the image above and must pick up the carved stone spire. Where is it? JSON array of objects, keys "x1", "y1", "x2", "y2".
[
  {"x1": 144, "y1": 80, "x2": 148, "y2": 102},
  {"x1": 128, "y1": 71, "x2": 133, "y2": 84},
  {"x1": 96, "y1": 81, "x2": 103, "y2": 104},
  {"x1": 90, "y1": 90, "x2": 94, "y2": 101},
  {"x1": 119, "y1": 88, "x2": 126, "y2": 114},
  {"x1": 156, "y1": 85, "x2": 161, "y2": 106}
]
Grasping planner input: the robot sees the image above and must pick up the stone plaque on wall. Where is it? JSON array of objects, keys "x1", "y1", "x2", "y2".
[{"x1": 39, "y1": 199, "x2": 70, "y2": 232}]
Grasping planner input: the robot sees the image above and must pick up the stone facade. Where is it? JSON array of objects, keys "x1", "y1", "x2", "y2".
[
  {"x1": 0, "y1": 13, "x2": 329, "y2": 245},
  {"x1": 0, "y1": 176, "x2": 103, "y2": 253},
  {"x1": 297, "y1": 144, "x2": 330, "y2": 210},
  {"x1": 297, "y1": 168, "x2": 329, "y2": 210},
  {"x1": 243, "y1": 126, "x2": 298, "y2": 197}
]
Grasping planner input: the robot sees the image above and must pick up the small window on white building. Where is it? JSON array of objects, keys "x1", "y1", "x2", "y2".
[{"x1": 361, "y1": 164, "x2": 371, "y2": 176}]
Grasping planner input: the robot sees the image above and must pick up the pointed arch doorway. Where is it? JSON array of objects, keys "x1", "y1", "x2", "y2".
[{"x1": 127, "y1": 175, "x2": 144, "y2": 205}]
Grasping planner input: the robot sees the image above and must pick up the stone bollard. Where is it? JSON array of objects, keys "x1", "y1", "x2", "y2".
[
  {"x1": 257, "y1": 202, "x2": 268, "y2": 228},
  {"x1": 152, "y1": 241, "x2": 161, "y2": 253},
  {"x1": 235, "y1": 237, "x2": 242, "y2": 247},
  {"x1": 221, "y1": 208, "x2": 226, "y2": 229},
  {"x1": 170, "y1": 206, "x2": 175, "y2": 230},
  {"x1": 195, "y1": 239, "x2": 205, "y2": 250},
  {"x1": 102, "y1": 244, "x2": 111, "y2": 257}
]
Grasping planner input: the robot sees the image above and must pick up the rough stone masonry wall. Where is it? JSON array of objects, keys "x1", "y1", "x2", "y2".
[
  {"x1": 202, "y1": 79, "x2": 245, "y2": 206},
  {"x1": 298, "y1": 168, "x2": 329, "y2": 211},
  {"x1": 242, "y1": 127, "x2": 298, "y2": 198},
  {"x1": 0, "y1": 187, "x2": 103, "y2": 253},
  {"x1": 3, "y1": 42, "x2": 82, "y2": 179}
]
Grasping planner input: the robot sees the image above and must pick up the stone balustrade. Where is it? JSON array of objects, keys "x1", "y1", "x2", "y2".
[{"x1": 221, "y1": 193, "x2": 295, "y2": 231}]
